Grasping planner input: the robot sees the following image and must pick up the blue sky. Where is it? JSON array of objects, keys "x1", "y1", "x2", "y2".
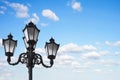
[{"x1": 0, "y1": 0, "x2": 120, "y2": 80}]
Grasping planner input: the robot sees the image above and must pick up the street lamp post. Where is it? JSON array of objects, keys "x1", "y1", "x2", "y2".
[{"x1": 2, "y1": 22, "x2": 60, "y2": 80}]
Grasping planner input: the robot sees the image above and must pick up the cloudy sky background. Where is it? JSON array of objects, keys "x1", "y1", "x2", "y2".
[{"x1": 0, "y1": 0, "x2": 120, "y2": 80}]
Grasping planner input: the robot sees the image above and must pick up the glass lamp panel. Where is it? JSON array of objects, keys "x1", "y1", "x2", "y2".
[
  {"x1": 23, "y1": 28, "x2": 29, "y2": 42},
  {"x1": 28, "y1": 26, "x2": 34, "y2": 41},
  {"x1": 45, "y1": 43, "x2": 52, "y2": 56},
  {"x1": 52, "y1": 43, "x2": 59, "y2": 57},
  {"x1": 23, "y1": 37, "x2": 28, "y2": 49},
  {"x1": 48, "y1": 43, "x2": 53, "y2": 56},
  {"x1": 34, "y1": 28, "x2": 39, "y2": 42},
  {"x1": 9, "y1": 40, "x2": 17, "y2": 53},
  {"x1": 3, "y1": 40, "x2": 9, "y2": 53}
]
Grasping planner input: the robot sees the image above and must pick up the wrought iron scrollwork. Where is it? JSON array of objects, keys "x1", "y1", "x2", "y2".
[
  {"x1": 20, "y1": 53, "x2": 28, "y2": 64},
  {"x1": 33, "y1": 53, "x2": 54, "y2": 68},
  {"x1": 7, "y1": 52, "x2": 54, "y2": 68},
  {"x1": 33, "y1": 53, "x2": 41, "y2": 65},
  {"x1": 7, "y1": 53, "x2": 26, "y2": 65}
]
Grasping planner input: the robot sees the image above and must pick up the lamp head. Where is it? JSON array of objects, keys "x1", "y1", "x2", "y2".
[
  {"x1": 45, "y1": 37, "x2": 59, "y2": 60},
  {"x1": 3, "y1": 34, "x2": 17, "y2": 57}
]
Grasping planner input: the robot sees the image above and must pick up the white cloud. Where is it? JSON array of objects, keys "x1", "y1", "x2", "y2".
[
  {"x1": 0, "y1": 11, "x2": 4, "y2": 14},
  {"x1": 0, "y1": 58, "x2": 7, "y2": 67},
  {"x1": 83, "y1": 45, "x2": 97, "y2": 51},
  {"x1": 42, "y1": 9, "x2": 59, "y2": 21},
  {"x1": 82, "y1": 51, "x2": 101, "y2": 59},
  {"x1": 99, "y1": 59, "x2": 120, "y2": 66},
  {"x1": 35, "y1": 48, "x2": 45, "y2": 54},
  {"x1": 59, "y1": 43, "x2": 83, "y2": 53},
  {"x1": 5, "y1": 1, "x2": 29, "y2": 18},
  {"x1": 99, "y1": 51, "x2": 109, "y2": 56},
  {"x1": 71, "y1": 61, "x2": 81, "y2": 69},
  {"x1": 81, "y1": 50, "x2": 109, "y2": 60},
  {"x1": 72, "y1": 1, "x2": 82, "y2": 11},
  {"x1": 59, "y1": 43, "x2": 97, "y2": 53},
  {"x1": 113, "y1": 41, "x2": 120, "y2": 46},
  {"x1": 28, "y1": 13, "x2": 40, "y2": 24},
  {"x1": 56, "y1": 54, "x2": 75, "y2": 65},
  {"x1": 55, "y1": 54, "x2": 88, "y2": 72},
  {"x1": 105, "y1": 41, "x2": 120, "y2": 47},
  {"x1": 67, "y1": 0, "x2": 82, "y2": 11},
  {"x1": 84, "y1": 61, "x2": 95, "y2": 66},
  {"x1": 0, "y1": 6, "x2": 6, "y2": 15},
  {"x1": 40, "y1": 23, "x2": 48, "y2": 27},
  {"x1": 56, "y1": 54, "x2": 97, "y2": 72},
  {"x1": 105, "y1": 41, "x2": 111, "y2": 46},
  {"x1": 0, "y1": 6, "x2": 7, "y2": 10},
  {"x1": 115, "y1": 51, "x2": 120, "y2": 55},
  {"x1": 94, "y1": 69, "x2": 101, "y2": 72},
  {"x1": 0, "y1": 57, "x2": 12, "y2": 80}
]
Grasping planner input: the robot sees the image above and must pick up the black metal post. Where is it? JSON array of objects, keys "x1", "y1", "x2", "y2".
[
  {"x1": 27, "y1": 43, "x2": 34, "y2": 80},
  {"x1": 28, "y1": 66, "x2": 33, "y2": 80}
]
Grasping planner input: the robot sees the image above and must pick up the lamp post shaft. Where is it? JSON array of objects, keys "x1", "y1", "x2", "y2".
[
  {"x1": 27, "y1": 43, "x2": 34, "y2": 80},
  {"x1": 28, "y1": 66, "x2": 33, "y2": 80}
]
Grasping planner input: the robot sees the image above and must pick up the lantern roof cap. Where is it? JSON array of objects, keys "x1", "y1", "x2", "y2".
[
  {"x1": 23, "y1": 21, "x2": 40, "y2": 32},
  {"x1": 8, "y1": 33, "x2": 13, "y2": 39},
  {"x1": 28, "y1": 21, "x2": 35, "y2": 26},
  {"x1": 49, "y1": 37, "x2": 55, "y2": 43}
]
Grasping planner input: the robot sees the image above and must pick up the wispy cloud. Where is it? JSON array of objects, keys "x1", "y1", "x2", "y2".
[
  {"x1": 115, "y1": 51, "x2": 120, "y2": 55},
  {"x1": 0, "y1": 57, "x2": 12, "y2": 80},
  {"x1": 99, "y1": 59, "x2": 120, "y2": 66},
  {"x1": 72, "y1": 1, "x2": 82, "y2": 11},
  {"x1": 40, "y1": 23, "x2": 48, "y2": 27},
  {"x1": 0, "y1": 6, "x2": 7, "y2": 14},
  {"x1": 59, "y1": 43, "x2": 97, "y2": 53},
  {"x1": 42, "y1": 9, "x2": 59, "y2": 21},
  {"x1": 81, "y1": 51, "x2": 101, "y2": 60},
  {"x1": 105, "y1": 41, "x2": 120, "y2": 47},
  {"x1": 81, "y1": 50, "x2": 109, "y2": 60},
  {"x1": 35, "y1": 48, "x2": 45, "y2": 54},
  {"x1": 53, "y1": 42, "x2": 119, "y2": 72},
  {"x1": 94, "y1": 69, "x2": 102, "y2": 72},
  {"x1": 67, "y1": 0, "x2": 82, "y2": 12},
  {"x1": 0, "y1": 6, "x2": 7, "y2": 10},
  {"x1": 4, "y1": 1, "x2": 29, "y2": 18},
  {"x1": 28, "y1": 13, "x2": 40, "y2": 24},
  {"x1": 0, "y1": 11, "x2": 4, "y2": 14}
]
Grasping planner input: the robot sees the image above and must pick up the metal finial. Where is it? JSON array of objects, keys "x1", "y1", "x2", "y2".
[
  {"x1": 8, "y1": 33, "x2": 13, "y2": 39},
  {"x1": 49, "y1": 37, "x2": 55, "y2": 43},
  {"x1": 28, "y1": 21, "x2": 34, "y2": 25}
]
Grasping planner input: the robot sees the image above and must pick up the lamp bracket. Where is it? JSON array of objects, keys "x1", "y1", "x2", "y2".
[
  {"x1": 7, "y1": 52, "x2": 54, "y2": 68},
  {"x1": 33, "y1": 53, "x2": 54, "y2": 68},
  {"x1": 7, "y1": 53, "x2": 26, "y2": 65}
]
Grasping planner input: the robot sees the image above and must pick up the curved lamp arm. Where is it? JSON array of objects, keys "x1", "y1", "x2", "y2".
[
  {"x1": 34, "y1": 53, "x2": 54, "y2": 68},
  {"x1": 7, "y1": 53, "x2": 26, "y2": 66}
]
